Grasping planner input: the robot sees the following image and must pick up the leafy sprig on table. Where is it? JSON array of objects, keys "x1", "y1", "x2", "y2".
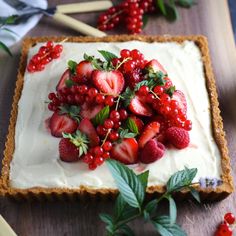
[{"x1": 100, "y1": 159, "x2": 200, "y2": 236}]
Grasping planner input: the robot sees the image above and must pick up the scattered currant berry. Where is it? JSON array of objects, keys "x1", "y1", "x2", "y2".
[{"x1": 224, "y1": 212, "x2": 235, "y2": 225}]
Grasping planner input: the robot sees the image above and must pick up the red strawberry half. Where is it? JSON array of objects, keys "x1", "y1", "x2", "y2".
[
  {"x1": 172, "y1": 90, "x2": 187, "y2": 114},
  {"x1": 110, "y1": 138, "x2": 138, "y2": 165},
  {"x1": 56, "y1": 69, "x2": 71, "y2": 91},
  {"x1": 76, "y1": 60, "x2": 94, "y2": 79},
  {"x1": 129, "y1": 94, "x2": 153, "y2": 117},
  {"x1": 146, "y1": 59, "x2": 167, "y2": 74},
  {"x1": 140, "y1": 138, "x2": 165, "y2": 164},
  {"x1": 92, "y1": 70, "x2": 125, "y2": 97},
  {"x1": 80, "y1": 101, "x2": 103, "y2": 119},
  {"x1": 49, "y1": 112, "x2": 78, "y2": 137},
  {"x1": 78, "y1": 118, "x2": 100, "y2": 147},
  {"x1": 59, "y1": 138, "x2": 78, "y2": 162},
  {"x1": 138, "y1": 121, "x2": 160, "y2": 148}
]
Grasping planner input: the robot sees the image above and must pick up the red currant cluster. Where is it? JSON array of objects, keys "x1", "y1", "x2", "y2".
[
  {"x1": 27, "y1": 41, "x2": 63, "y2": 73},
  {"x1": 215, "y1": 212, "x2": 235, "y2": 236},
  {"x1": 83, "y1": 109, "x2": 128, "y2": 170},
  {"x1": 98, "y1": 0, "x2": 156, "y2": 34}
]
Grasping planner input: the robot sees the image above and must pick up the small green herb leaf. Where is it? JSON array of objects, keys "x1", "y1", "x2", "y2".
[
  {"x1": 152, "y1": 216, "x2": 187, "y2": 236},
  {"x1": 65, "y1": 79, "x2": 76, "y2": 88},
  {"x1": 165, "y1": 3, "x2": 179, "y2": 21},
  {"x1": 166, "y1": 85, "x2": 176, "y2": 97},
  {"x1": 59, "y1": 105, "x2": 81, "y2": 122},
  {"x1": 119, "y1": 129, "x2": 137, "y2": 139},
  {"x1": 144, "y1": 198, "x2": 158, "y2": 215},
  {"x1": 167, "y1": 167, "x2": 197, "y2": 193},
  {"x1": 98, "y1": 50, "x2": 118, "y2": 62},
  {"x1": 137, "y1": 171, "x2": 149, "y2": 191},
  {"x1": 156, "y1": 0, "x2": 167, "y2": 15},
  {"x1": 121, "y1": 87, "x2": 135, "y2": 107},
  {"x1": 175, "y1": 0, "x2": 196, "y2": 8},
  {"x1": 168, "y1": 196, "x2": 177, "y2": 224},
  {"x1": 126, "y1": 118, "x2": 139, "y2": 134},
  {"x1": 92, "y1": 106, "x2": 110, "y2": 126},
  {"x1": 67, "y1": 60, "x2": 77, "y2": 74},
  {"x1": 106, "y1": 159, "x2": 145, "y2": 210},
  {"x1": 0, "y1": 41, "x2": 12, "y2": 56},
  {"x1": 99, "y1": 213, "x2": 113, "y2": 225},
  {"x1": 114, "y1": 194, "x2": 127, "y2": 221},
  {"x1": 142, "y1": 15, "x2": 149, "y2": 29},
  {"x1": 189, "y1": 187, "x2": 201, "y2": 203}
]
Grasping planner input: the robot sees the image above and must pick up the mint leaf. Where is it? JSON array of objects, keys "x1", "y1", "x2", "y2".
[
  {"x1": 175, "y1": 0, "x2": 195, "y2": 8},
  {"x1": 152, "y1": 216, "x2": 187, "y2": 236},
  {"x1": 84, "y1": 53, "x2": 103, "y2": 70},
  {"x1": 166, "y1": 86, "x2": 176, "y2": 97},
  {"x1": 137, "y1": 171, "x2": 149, "y2": 191},
  {"x1": 59, "y1": 105, "x2": 80, "y2": 122},
  {"x1": 167, "y1": 167, "x2": 197, "y2": 193},
  {"x1": 145, "y1": 199, "x2": 158, "y2": 215},
  {"x1": 114, "y1": 194, "x2": 126, "y2": 220},
  {"x1": 156, "y1": 0, "x2": 167, "y2": 15},
  {"x1": 67, "y1": 60, "x2": 77, "y2": 74},
  {"x1": 121, "y1": 87, "x2": 135, "y2": 107},
  {"x1": 189, "y1": 187, "x2": 201, "y2": 203},
  {"x1": 118, "y1": 224, "x2": 135, "y2": 236},
  {"x1": 92, "y1": 106, "x2": 110, "y2": 126},
  {"x1": 119, "y1": 129, "x2": 137, "y2": 139},
  {"x1": 106, "y1": 159, "x2": 145, "y2": 210},
  {"x1": 142, "y1": 15, "x2": 149, "y2": 29},
  {"x1": 0, "y1": 41, "x2": 12, "y2": 56},
  {"x1": 98, "y1": 50, "x2": 118, "y2": 62},
  {"x1": 126, "y1": 118, "x2": 139, "y2": 134},
  {"x1": 168, "y1": 196, "x2": 177, "y2": 224},
  {"x1": 65, "y1": 79, "x2": 76, "y2": 88},
  {"x1": 165, "y1": 2, "x2": 179, "y2": 21},
  {"x1": 100, "y1": 213, "x2": 113, "y2": 225}
]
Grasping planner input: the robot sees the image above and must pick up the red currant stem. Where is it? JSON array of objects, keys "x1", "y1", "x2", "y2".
[
  {"x1": 101, "y1": 129, "x2": 111, "y2": 147},
  {"x1": 59, "y1": 38, "x2": 68, "y2": 43},
  {"x1": 115, "y1": 96, "x2": 121, "y2": 110},
  {"x1": 150, "y1": 90, "x2": 160, "y2": 100},
  {"x1": 104, "y1": 9, "x2": 124, "y2": 25},
  {"x1": 44, "y1": 101, "x2": 50, "y2": 104},
  {"x1": 115, "y1": 57, "x2": 132, "y2": 70}
]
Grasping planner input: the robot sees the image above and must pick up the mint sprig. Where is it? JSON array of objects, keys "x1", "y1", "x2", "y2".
[
  {"x1": 92, "y1": 106, "x2": 110, "y2": 126},
  {"x1": 98, "y1": 50, "x2": 118, "y2": 62},
  {"x1": 67, "y1": 60, "x2": 77, "y2": 74},
  {"x1": 100, "y1": 160, "x2": 201, "y2": 235}
]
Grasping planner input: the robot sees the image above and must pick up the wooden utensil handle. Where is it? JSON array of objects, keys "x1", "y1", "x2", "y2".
[
  {"x1": 56, "y1": 1, "x2": 113, "y2": 14},
  {"x1": 52, "y1": 13, "x2": 106, "y2": 37},
  {"x1": 0, "y1": 215, "x2": 17, "y2": 236}
]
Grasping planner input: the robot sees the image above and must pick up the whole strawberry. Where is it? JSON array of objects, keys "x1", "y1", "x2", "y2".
[
  {"x1": 165, "y1": 127, "x2": 190, "y2": 149},
  {"x1": 59, "y1": 138, "x2": 79, "y2": 162}
]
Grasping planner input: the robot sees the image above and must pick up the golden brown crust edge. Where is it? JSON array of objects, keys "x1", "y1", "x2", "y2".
[{"x1": 0, "y1": 35, "x2": 233, "y2": 201}]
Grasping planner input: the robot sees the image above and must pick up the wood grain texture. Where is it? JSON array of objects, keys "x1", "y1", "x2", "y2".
[{"x1": 0, "y1": 0, "x2": 235, "y2": 235}]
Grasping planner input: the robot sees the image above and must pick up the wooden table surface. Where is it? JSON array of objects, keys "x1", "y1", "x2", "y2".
[{"x1": 0, "y1": 0, "x2": 236, "y2": 235}]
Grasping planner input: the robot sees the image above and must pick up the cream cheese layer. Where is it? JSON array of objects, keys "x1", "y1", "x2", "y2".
[{"x1": 10, "y1": 41, "x2": 221, "y2": 189}]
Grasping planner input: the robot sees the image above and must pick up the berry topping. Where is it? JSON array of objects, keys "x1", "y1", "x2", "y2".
[
  {"x1": 110, "y1": 138, "x2": 138, "y2": 165},
  {"x1": 59, "y1": 138, "x2": 79, "y2": 162},
  {"x1": 214, "y1": 223, "x2": 233, "y2": 236},
  {"x1": 140, "y1": 139, "x2": 165, "y2": 164},
  {"x1": 145, "y1": 59, "x2": 167, "y2": 74},
  {"x1": 224, "y1": 212, "x2": 235, "y2": 225},
  {"x1": 172, "y1": 90, "x2": 187, "y2": 114},
  {"x1": 138, "y1": 122, "x2": 160, "y2": 148},
  {"x1": 49, "y1": 112, "x2": 78, "y2": 137},
  {"x1": 76, "y1": 60, "x2": 94, "y2": 79},
  {"x1": 56, "y1": 69, "x2": 71, "y2": 91},
  {"x1": 78, "y1": 118, "x2": 100, "y2": 147},
  {"x1": 165, "y1": 127, "x2": 190, "y2": 149},
  {"x1": 80, "y1": 102, "x2": 103, "y2": 120},
  {"x1": 92, "y1": 70, "x2": 125, "y2": 97}
]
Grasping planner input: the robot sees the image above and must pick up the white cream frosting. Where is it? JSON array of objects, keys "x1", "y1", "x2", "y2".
[{"x1": 9, "y1": 41, "x2": 222, "y2": 189}]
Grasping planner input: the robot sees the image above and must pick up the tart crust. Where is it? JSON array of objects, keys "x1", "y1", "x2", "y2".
[{"x1": 0, "y1": 35, "x2": 233, "y2": 201}]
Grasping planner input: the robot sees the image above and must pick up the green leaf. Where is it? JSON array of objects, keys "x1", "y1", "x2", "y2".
[
  {"x1": 175, "y1": 0, "x2": 196, "y2": 8},
  {"x1": 59, "y1": 104, "x2": 80, "y2": 122},
  {"x1": 166, "y1": 167, "x2": 197, "y2": 193},
  {"x1": 67, "y1": 60, "x2": 77, "y2": 74},
  {"x1": 100, "y1": 213, "x2": 113, "y2": 225},
  {"x1": 121, "y1": 87, "x2": 135, "y2": 107},
  {"x1": 165, "y1": 3, "x2": 179, "y2": 21},
  {"x1": 118, "y1": 224, "x2": 135, "y2": 236},
  {"x1": 165, "y1": 86, "x2": 176, "y2": 97},
  {"x1": 84, "y1": 53, "x2": 103, "y2": 70},
  {"x1": 189, "y1": 187, "x2": 201, "y2": 203},
  {"x1": 142, "y1": 15, "x2": 149, "y2": 29},
  {"x1": 156, "y1": 0, "x2": 167, "y2": 15},
  {"x1": 0, "y1": 41, "x2": 12, "y2": 56},
  {"x1": 4, "y1": 15, "x2": 18, "y2": 24},
  {"x1": 126, "y1": 118, "x2": 139, "y2": 134},
  {"x1": 92, "y1": 106, "x2": 110, "y2": 126},
  {"x1": 65, "y1": 79, "x2": 76, "y2": 88},
  {"x1": 114, "y1": 194, "x2": 127, "y2": 221},
  {"x1": 106, "y1": 159, "x2": 145, "y2": 210},
  {"x1": 98, "y1": 50, "x2": 118, "y2": 62},
  {"x1": 2, "y1": 27, "x2": 19, "y2": 37},
  {"x1": 137, "y1": 171, "x2": 149, "y2": 191},
  {"x1": 119, "y1": 129, "x2": 137, "y2": 139},
  {"x1": 168, "y1": 196, "x2": 177, "y2": 224},
  {"x1": 152, "y1": 216, "x2": 187, "y2": 236},
  {"x1": 145, "y1": 199, "x2": 158, "y2": 215}
]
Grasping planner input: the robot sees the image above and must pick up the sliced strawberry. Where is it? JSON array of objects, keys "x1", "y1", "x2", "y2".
[
  {"x1": 76, "y1": 60, "x2": 94, "y2": 79},
  {"x1": 138, "y1": 121, "x2": 160, "y2": 148},
  {"x1": 92, "y1": 70, "x2": 125, "y2": 97},
  {"x1": 80, "y1": 102, "x2": 103, "y2": 119},
  {"x1": 59, "y1": 138, "x2": 78, "y2": 162},
  {"x1": 56, "y1": 69, "x2": 71, "y2": 91},
  {"x1": 49, "y1": 112, "x2": 78, "y2": 137},
  {"x1": 145, "y1": 59, "x2": 167, "y2": 74},
  {"x1": 129, "y1": 94, "x2": 153, "y2": 117},
  {"x1": 110, "y1": 138, "x2": 138, "y2": 165},
  {"x1": 78, "y1": 118, "x2": 100, "y2": 147},
  {"x1": 172, "y1": 90, "x2": 187, "y2": 114},
  {"x1": 129, "y1": 115, "x2": 144, "y2": 133}
]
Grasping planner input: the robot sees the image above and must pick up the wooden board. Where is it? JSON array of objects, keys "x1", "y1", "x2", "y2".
[{"x1": 0, "y1": 0, "x2": 235, "y2": 235}]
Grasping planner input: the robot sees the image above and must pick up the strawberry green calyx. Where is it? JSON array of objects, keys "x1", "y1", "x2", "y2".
[
  {"x1": 63, "y1": 130, "x2": 89, "y2": 157},
  {"x1": 59, "y1": 105, "x2": 81, "y2": 122}
]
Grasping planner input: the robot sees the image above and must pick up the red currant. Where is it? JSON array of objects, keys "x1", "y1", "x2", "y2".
[
  {"x1": 224, "y1": 212, "x2": 235, "y2": 225},
  {"x1": 103, "y1": 141, "x2": 112, "y2": 151},
  {"x1": 96, "y1": 94, "x2": 105, "y2": 104},
  {"x1": 83, "y1": 154, "x2": 94, "y2": 164},
  {"x1": 105, "y1": 96, "x2": 114, "y2": 106},
  {"x1": 89, "y1": 162, "x2": 97, "y2": 170},
  {"x1": 110, "y1": 110, "x2": 120, "y2": 122},
  {"x1": 119, "y1": 109, "x2": 128, "y2": 120},
  {"x1": 104, "y1": 119, "x2": 114, "y2": 129}
]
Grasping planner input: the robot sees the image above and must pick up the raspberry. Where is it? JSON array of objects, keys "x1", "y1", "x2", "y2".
[
  {"x1": 166, "y1": 127, "x2": 190, "y2": 149},
  {"x1": 140, "y1": 138, "x2": 165, "y2": 164}
]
